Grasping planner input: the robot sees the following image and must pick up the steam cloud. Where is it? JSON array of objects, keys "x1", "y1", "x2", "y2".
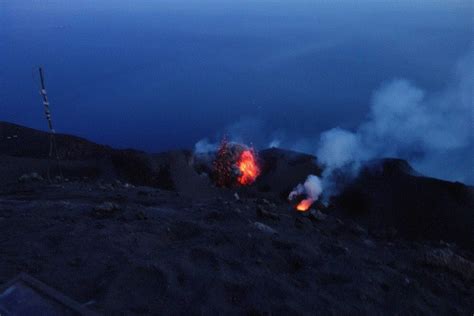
[
  {"x1": 317, "y1": 49, "x2": 473, "y2": 185},
  {"x1": 288, "y1": 175, "x2": 323, "y2": 206},
  {"x1": 195, "y1": 49, "x2": 473, "y2": 187}
]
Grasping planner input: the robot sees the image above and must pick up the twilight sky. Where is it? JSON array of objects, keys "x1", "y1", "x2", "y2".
[{"x1": 1, "y1": 0, "x2": 472, "y2": 153}]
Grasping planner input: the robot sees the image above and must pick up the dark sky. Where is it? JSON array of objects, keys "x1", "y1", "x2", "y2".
[{"x1": 1, "y1": 0, "x2": 472, "y2": 152}]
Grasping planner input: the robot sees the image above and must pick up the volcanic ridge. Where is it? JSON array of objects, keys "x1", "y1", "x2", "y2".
[{"x1": 0, "y1": 121, "x2": 472, "y2": 314}]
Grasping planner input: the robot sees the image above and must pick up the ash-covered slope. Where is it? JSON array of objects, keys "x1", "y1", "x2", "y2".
[
  {"x1": 0, "y1": 122, "x2": 473, "y2": 314},
  {"x1": 0, "y1": 121, "x2": 111, "y2": 159},
  {"x1": 0, "y1": 121, "x2": 157, "y2": 186},
  {"x1": 335, "y1": 159, "x2": 474, "y2": 248},
  {"x1": 0, "y1": 181, "x2": 472, "y2": 315},
  {"x1": 252, "y1": 149, "x2": 473, "y2": 248},
  {"x1": 253, "y1": 148, "x2": 322, "y2": 198},
  {"x1": 254, "y1": 149, "x2": 473, "y2": 248},
  {"x1": 1, "y1": 121, "x2": 473, "y2": 248}
]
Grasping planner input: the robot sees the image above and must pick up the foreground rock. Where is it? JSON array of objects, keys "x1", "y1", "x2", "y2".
[
  {"x1": 0, "y1": 122, "x2": 473, "y2": 314},
  {"x1": 422, "y1": 248, "x2": 474, "y2": 280},
  {"x1": 0, "y1": 182, "x2": 472, "y2": 315},
  {"x1": 18, "y1": 172, "x2": 44, "y2": 183},
  {"x1": 92, "y1": 202, "x2": 120, "y2": 219}
]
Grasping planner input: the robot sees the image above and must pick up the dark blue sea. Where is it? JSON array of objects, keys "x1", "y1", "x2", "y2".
[{"x1": 1, "y1": 0, "x2": 471, "y2": 152}]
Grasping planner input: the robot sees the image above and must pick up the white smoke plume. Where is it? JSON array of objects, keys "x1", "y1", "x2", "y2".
[
  {"x1": 288, "y1": 175, "x2": 323, "y2": 207},
  {"x1": 194, "y1": 138, "x2": 218, "y2": 154},
  {"x1": 195, "y1": 49, "x2": 473, "y2": 189},
  {"x1": 268, "y1": 139, "x2": 281, "y2": 148},
  {"x1": 193, "y1": 118, "x2": 264, "y2": 155},
  {"x1": 317, "y1": 49, "x2": 474, "y2": 188}
]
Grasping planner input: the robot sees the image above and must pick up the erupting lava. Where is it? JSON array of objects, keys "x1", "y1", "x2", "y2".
[
  {"x1": 212, "y1": 139, "x2": 261, "y2": 187},
  {"x1": 296, "y1": 198, "x2": 314, "y2": 212},
  {"x1": 237, "y1": 150, "x2": 260, "y2": 185}
]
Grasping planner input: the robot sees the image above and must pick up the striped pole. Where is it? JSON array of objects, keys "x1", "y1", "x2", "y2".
[
  {"x1": 39, "y1": 67, "x2": 55, "y2": 133},
  {"x1": 38, "y1": 67, "x2": 62, "y2": 181}
]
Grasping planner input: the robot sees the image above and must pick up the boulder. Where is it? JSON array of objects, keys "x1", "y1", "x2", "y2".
[
  {"x1": 92, "y1": 202, "x2": 120, "y2": 219},
  {"x1": 254, "y1": 222, "x2": 278, "y2": 235},
  {"x1": 18, "y1": 172, "x2": 44, "y2": 183},
  {"x1": 422, "y1": 248, "x2": 474, "y2": 280},
  {"x1": 256, "y1": 205, "x2": 280, "y2": 221},
  {"x1": 308, "y1": 209, "x2": 327, "y2": 222}
]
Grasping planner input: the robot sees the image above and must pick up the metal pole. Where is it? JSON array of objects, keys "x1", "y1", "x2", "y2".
[
  {"x1": 39, "y1": 67, "x2": 55, "y2": 133},
  {"x1": 38, "y1": 67, "x2": 62, "y2": 181}
]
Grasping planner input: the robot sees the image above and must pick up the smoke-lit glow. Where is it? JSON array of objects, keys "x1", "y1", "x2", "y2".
[
  {"x1": 289, "y1": 175, "x2": 323, "y2": 212},
  {"x1": 296, "y1": 198, "x2": 314, "y2": 212}
]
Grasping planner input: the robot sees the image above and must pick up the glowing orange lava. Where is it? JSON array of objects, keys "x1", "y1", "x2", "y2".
[
  {"x1": 296, "y1": 198, "x2": 314, "y2": 212},
  {"x1": 237, "y1": 150, "x2": 260, "y2": 185}
]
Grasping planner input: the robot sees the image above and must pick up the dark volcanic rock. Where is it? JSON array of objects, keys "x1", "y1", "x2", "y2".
[
  {"x1": 92, "y1": 202, "x2": 120, "y2": 219},
  {"x1": 0, "y1": 122, "x2": 473, "y2": 314},
  {"x1": 255, "y1": 148, "x2": 322, "y2": 198},
  {"x1": 0, "y1": 121, "x2": 111, "y2": 160},
  {"x1": 1, "y1": 182, "x2": 470, "y2": 314},
  {"x1": 152, "y1": 150, "x2": 218, "y2": 198},
  {"x1": 0, "y1": 122, "x2": 210, "y2": 192},
  {"x1": 335, "y1": 159, "x2": 474, "y2": 248},
  {"x1": 256, "y1": 205, "x2": 280, "y2": 221}
]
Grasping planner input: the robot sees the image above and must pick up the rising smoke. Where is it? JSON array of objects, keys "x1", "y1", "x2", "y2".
[
  {"x1": 288, "y1": 175, "x2": 323, "y2": 209},
  {"x1": 195, "y1": 49, "x2": 473, "y2": 188},
  {"x1": 317, "y1": 49, "x2": 473, "y2": 185}
]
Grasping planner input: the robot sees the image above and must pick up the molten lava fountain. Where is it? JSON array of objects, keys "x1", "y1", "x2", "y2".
[
  {"x1": 213, "y1": 139, "x2": 261, "y2": 187},
  {"x1": 237, "y1": 150, "x2": 260, "y2": 185}
]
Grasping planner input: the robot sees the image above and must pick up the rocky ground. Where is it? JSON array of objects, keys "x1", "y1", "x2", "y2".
[
  {"x1": 0, "y1": 121, "x2": 473, "y2": 314},
  {"x1": 0, "y1": 180, "x2": 472, "y2": 315}
]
